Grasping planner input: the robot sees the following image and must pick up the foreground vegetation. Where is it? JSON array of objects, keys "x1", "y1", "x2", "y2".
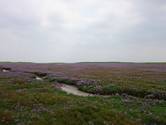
[{"x1": 0, "y1": 77, "x2": 166, "y2": 125}]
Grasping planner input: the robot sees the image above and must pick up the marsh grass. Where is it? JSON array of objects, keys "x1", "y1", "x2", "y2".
[{"x1": 0, "y1": 78, "x2": 166, "y2": 125}]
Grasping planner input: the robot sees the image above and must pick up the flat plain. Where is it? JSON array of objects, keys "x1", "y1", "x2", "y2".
[{"x1": 0, "y1": 62, "x2": 166, "y2": 125}]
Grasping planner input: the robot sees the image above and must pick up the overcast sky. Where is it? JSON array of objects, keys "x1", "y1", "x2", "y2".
[{"x1": 0, "y1": 0, "x2": 166, "y2": 62}]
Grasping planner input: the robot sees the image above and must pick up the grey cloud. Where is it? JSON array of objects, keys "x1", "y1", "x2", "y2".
[{"x1": 0, "y1": 0, "x2": 166, "y2": 62}]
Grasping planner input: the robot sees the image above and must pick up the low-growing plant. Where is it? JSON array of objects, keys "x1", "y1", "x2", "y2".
[{"x1": 102, "y1": 84, "x2": 121, "y2": 94}]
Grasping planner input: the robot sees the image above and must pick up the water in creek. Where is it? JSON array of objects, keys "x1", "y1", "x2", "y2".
[
  {"x1": 2, "y1": 69, "x2": 10, "y2": 72},
  {"x1": 60, "y1": 84, "x2": 94, "y2": 97},
  {"x1": 35, "y1": 76, "x2": 43, "y2": 81}
]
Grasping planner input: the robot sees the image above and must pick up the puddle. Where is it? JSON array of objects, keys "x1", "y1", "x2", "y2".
[
  {"x1": 1, "y1": 67, "x2": 11, "y2": 73},
  {"x1": 60, "y1": 84, "x2": 94, "y2": 97},
  {"x1": 35, "y1": 76, "x2": 43, "y2": 81},
  {"x1": 2, "y1": 69, "x2": 10, "y2": 72}
]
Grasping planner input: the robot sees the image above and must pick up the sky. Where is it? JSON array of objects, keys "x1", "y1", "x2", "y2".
[{"x1": 0, "y1": 0, "x2": 166, "y2": 63}]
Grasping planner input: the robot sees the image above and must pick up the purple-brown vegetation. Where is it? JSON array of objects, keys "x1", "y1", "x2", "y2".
[
  {"x1": 0, "y1": 62, "x2": 166, "y2": 99},
  {"x1": 0, "y1": 62, "x2": 166, "y2": 125}
]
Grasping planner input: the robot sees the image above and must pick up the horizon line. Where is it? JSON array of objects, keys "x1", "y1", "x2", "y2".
[{"x1": 0, "y1": 61, "x2": 166, "y2": 64}]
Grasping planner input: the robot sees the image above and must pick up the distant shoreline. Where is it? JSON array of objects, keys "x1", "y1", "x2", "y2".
[{"x1": 0, "y1": 61, "x2": 166, "y2": 64}]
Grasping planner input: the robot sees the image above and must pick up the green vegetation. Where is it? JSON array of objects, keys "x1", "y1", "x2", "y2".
[
  {"x1": 0, "y1": 77, "x2": 166, "y2": 125},
  {"x1": 52, "y1": 65, "x2": 166, "y2": 100},
  {"x1": 48, "y1": 76, "x2": 166, "y2": 99}
]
